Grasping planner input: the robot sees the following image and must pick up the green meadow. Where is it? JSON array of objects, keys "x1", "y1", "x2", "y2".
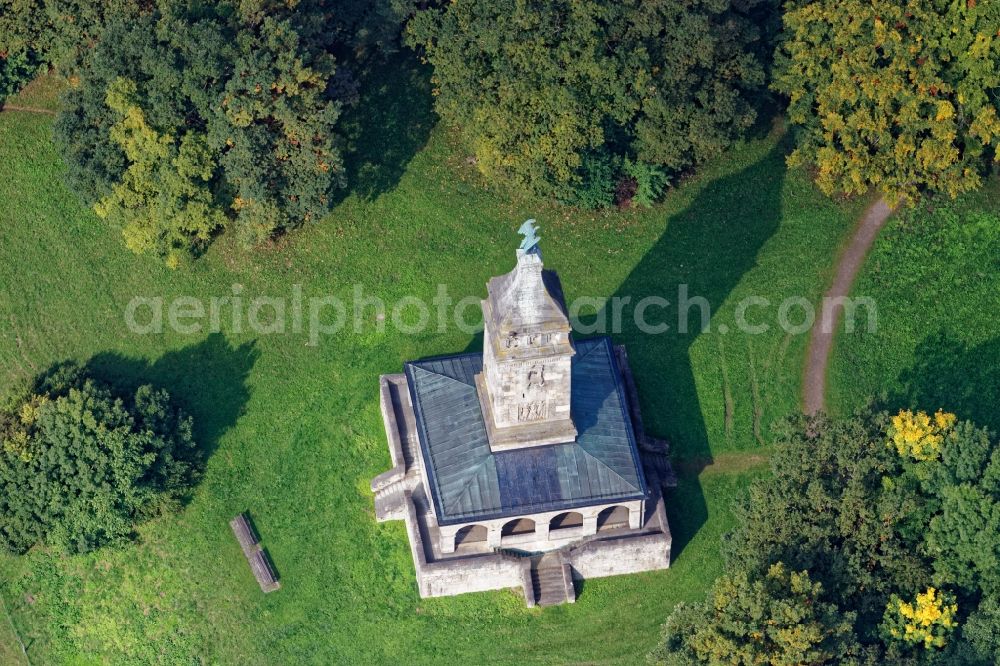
[
  {"x1": 0, "y1": 63, "x2": 874, "y2": 664},
  {"x1": 828, "y1": 181, "x2": 1000, "y2": 430}
]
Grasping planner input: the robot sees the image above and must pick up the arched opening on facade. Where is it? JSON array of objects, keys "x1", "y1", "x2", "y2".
[
  {"x1": 454, "y1": 524, "x2": 488, "y2": 549},
  {"x1": 596, "y1": 505, "x2": 630, "y2": 531},
  {"x1": 550, "y1": 511, "x2": 584, "y2": 531},
  {"x1": 501, "y1": 518, "x2": 536, "y2": 537}
]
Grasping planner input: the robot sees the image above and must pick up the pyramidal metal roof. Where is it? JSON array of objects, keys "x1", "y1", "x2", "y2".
[{"x1": 404, "y1": 336, "x2": 647, "y2": 525}]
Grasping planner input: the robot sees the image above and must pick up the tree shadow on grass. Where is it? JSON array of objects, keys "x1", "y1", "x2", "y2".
[
  {"x1": 891, "y1": 331, "x2": 1000, "y2": 435},
  {"x1": 84, "y1": 333, "x2": 258, "y2": 460},
  {"x1": 338, "y1": 50, "x2": 435, "y2": 202},
  {"x1": 588, "y1": 139, "x2": 788, "y2": 562}
]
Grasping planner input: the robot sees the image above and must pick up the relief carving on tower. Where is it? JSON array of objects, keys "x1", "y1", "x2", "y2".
[{"x1": 474, "y1": 221, "x2": 578, "y2": 450}]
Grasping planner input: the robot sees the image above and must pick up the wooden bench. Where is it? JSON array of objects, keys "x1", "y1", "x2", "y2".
[
  {"x1": 230, "y1": 512, "x2": 281, "y2": 593},
  {"x1": 230, "y1": 513, "x2": 260, "y2": 553},
  {"x1": 249, "y1": 551, "x2": 281, "y2": 593}
]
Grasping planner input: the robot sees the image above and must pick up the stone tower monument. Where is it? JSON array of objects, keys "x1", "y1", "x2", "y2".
[
  {"x1": 372, "y1": 219, "x2": 674, "y2": 606},
  {"x1": 475, "y1": 221, "x2": 577, "y2": 450}
]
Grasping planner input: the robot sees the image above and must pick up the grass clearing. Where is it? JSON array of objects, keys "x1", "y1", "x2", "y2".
[
  {"x1": 0, "y1": 593, "x2": 28, "y2": 666},
  {"x1": 0, "y1": 57, "x2": 864, "y2": 662},
  {"x1": 828, "y1": 180, "x2": 1000, "y2": 429},
  {"x1": 2, "y1": 70, "x2": 64, "y2": 113}
]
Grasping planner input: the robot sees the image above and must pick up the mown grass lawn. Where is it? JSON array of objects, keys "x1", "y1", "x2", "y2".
[
  {"x1": 0, "y1": 602, "x2": 27, "y2": 666},
  {"x1": 828, "y1": 181, "x2": 1000, "y2": 430},
  {"x1": 0, "y1": 61, "x2": 864, "y2": 664}
]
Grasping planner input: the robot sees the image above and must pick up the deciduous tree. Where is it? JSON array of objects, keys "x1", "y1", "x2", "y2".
[
  {"x1": 653, "y1": 564, "x2": 861, "y2": 665},
  {"x1": 56, "y1": 1, "x2": 355, "y2": 260},
  {"x1": 0, "y1": 0, "x2": 137, "y2": 102},
  {"x1": 0, "y1": 364, "x2": 201, "y2": 554},
  {"x1": 656, "y1": 409, "x2": 1000, "y2": 662},
  {"x1": 774, "y1": 0, "x2": 1000, "y2": 203},
  {"x1": 94, "y1": 77, "x2": 226, "y2": 267},
  {"x1": 407, "y1": 0, "x2": 773, "y2": 206}
]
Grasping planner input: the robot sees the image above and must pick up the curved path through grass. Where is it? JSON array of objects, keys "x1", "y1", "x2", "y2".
[{"x1": 803, "y1": 197, "x2": 893, "y2": 414}]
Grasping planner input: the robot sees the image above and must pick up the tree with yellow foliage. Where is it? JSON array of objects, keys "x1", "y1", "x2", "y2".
[
  {"x1": 882, "y1": 587, "x2": 958, "y2": 651},
  {"x1": 889, "y1": 408, "x2": 956, "y2": 461},
  {"x1": 774, "y1": 1, "x2": 1000, "y2": 204}
]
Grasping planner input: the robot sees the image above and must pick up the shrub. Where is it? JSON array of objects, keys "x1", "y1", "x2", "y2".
[
  {"x1": 564, "y1": 153, "x2": 670, "y2": 209},
  {"x1": 623, "y1": 158, "x2": 669, "y2": 208},
  {"x1": 567, "y1": 150, "x2": 618, "y2": 210},
  {"x1": 0, "y1": 364, "x2": 201, "y2": 554}
]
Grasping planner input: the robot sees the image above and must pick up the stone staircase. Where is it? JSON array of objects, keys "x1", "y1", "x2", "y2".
[
  {"x1": 642, "y1": 448, "x2": 677, "y2": 488},
  {"x1": 527, "y1": 553, "x2": 575, "y2": 607},
  {"x1": 373, "y1": 477, "x2": 415, "y2": 521}
]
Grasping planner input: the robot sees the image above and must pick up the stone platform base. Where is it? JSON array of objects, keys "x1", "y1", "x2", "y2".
[
  {"x1": 371, "y1": 344, "x2": 675, "y2": 606},
  {"x1": 389, "y1": 481, "x2": 672, "y2": 605}
]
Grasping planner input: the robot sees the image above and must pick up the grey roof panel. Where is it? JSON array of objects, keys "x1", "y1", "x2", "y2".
[{"x1": 404, "y1": 337, "x2": 647, "y2": 525}]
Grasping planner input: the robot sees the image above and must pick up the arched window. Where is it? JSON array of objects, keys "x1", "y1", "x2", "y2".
[
  {"x1": 454, "y1": 524, "x2": 488, "y2": 549},
  {"x1": 550, "y1": 511, "x2": 584, "y2": 531},
  {"x1": 596, "y1": 505, "x2": 630, "y2": 531},
  {"x1": 501, "y1": 518, "x2": 536, "y2": 537}
]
